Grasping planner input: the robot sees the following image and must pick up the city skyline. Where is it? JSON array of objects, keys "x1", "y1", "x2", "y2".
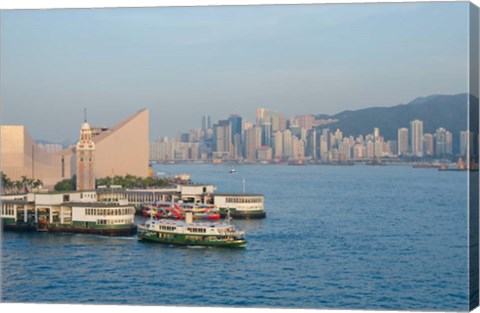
[
  {"x1": 1, "y1": 2, "x2": 469, "y2": 142},
  {"x1": 149, "y1": 105, "x2": 467, "y2": 163}
]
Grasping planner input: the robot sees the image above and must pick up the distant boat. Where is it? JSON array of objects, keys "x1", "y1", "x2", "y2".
[{"x1": 229, "y1": 168, "x2": 237, "y2": 174}]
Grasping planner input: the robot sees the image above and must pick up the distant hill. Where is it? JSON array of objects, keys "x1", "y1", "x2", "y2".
[{"x1": 317, "y1": 94, "x2": 470, "y2": 147}]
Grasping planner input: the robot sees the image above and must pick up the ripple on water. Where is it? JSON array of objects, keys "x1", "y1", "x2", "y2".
[{"x1": 1, "y1": 165, "x2": 470, "y2": 310}]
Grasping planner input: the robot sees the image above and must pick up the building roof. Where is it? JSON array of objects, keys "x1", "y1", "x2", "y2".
[
  {"x1": 93, "y1": 108, "x2": 148, "y2": 144},
  {"x1": 1, "y1": 200, "x2": 34, "y2": 205},
  {"x1": 213, "y1": 193, "x2": 264, "y2": 197},
  {"x1": 63, "y1": 202, "x2": 133, "y2": 207}
]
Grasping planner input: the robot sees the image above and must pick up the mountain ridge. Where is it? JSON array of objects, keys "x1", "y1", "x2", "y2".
[{"x1": 316, "y1": 93, "x2": 470, "y2": 142}]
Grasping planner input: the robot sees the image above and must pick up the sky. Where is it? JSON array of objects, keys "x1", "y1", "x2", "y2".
[{"x1": 0, "y1": 1, "x2": 470, "y2": 143}]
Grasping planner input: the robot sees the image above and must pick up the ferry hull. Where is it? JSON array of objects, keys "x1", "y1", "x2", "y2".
[
  {"x1": 219, "y1": 209, "x2": 266, "y2": 219},
  {"x1": 1, "y1": 221, "x2": 37, "y2": 232},
  {"x1": 1, "y1": 220, "x2": 137, "y2": 236},
  {"x1": 47, "y1": 224, "x2": 137, "y2": 236},
  {"x1": 138, "y1": 232, "x2": 246, "y2": 247}
]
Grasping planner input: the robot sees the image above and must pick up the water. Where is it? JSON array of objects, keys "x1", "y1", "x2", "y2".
[{"x1": 1, "y1": 164, "x2": 469, "y2": 311}]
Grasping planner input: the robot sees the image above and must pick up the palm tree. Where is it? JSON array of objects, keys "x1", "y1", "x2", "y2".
[
  {"x1": 1, "y1": 172, "x2": 14, "y2": 194},
  {"x1": 20, "y1": 176, "x2": 36, "y2": 192},
  {"x1": 32, "y1": 179, "x2": 43, "y2": 189},
  {"x1": 14, "y1": 180, "x2": 23, "y2": 193}
]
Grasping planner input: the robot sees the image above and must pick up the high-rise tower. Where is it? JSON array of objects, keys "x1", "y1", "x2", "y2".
[
  {"x1": 76, "y1": 117, "x2": 96, "y2": 191},
  {"x1": 397, "y1": 128, "x2": 409, "y2": 156},
  {"x1": 410, "y1": 120, "x2": 424, "y2": 157}
]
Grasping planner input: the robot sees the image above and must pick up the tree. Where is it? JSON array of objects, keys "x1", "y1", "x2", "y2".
[
  {"x1": 32, "y1": 179, "x2": 43, "y2": 189},
  {"x1": 95, "y1": 174, "x2": 172, "y2": 189},
  {"x1": 54, "y1": 179, "x2": 74, "y2": 191},
  {"x1": 1, "y1": 172, "x2": 13, "y2": 194},
  {"x1": 13, "y1": 180, "x2": 23, "y2": 193}
]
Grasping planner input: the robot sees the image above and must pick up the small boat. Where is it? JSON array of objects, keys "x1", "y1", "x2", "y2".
[
  {"x1": 138, "y1": 211, "x2": 246, "y2": 247},
  {"x1": 229, "y1": 168, "x2": 237, "y2": 174}
]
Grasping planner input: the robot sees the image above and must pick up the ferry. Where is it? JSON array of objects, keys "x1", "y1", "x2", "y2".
[
  {"x1": 141, "y1": 202, "x2": 221, "y2": 220},
  {"x1": 214, "y1": 193, "x2": 266, "y2": 219},
  {"x1": 137, "y1": 211, "x2": 246, "y2": 247},
  {"x1": 1, "y1": 190, "x2": 137, "y2": 236},
  {"x1": 229, "y1": 168, "x2": 237, "y2": 174}
]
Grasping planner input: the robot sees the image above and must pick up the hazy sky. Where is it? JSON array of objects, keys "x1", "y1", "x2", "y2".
[{"x1": 0, "y1": 2, "x2": 470, "y2": 143}]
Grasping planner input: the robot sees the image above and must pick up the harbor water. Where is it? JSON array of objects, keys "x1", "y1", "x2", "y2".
[{"x1": 1, "y1": 164, "x2": 470, "y2": 310}]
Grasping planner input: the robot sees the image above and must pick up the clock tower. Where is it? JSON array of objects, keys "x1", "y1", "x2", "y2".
[{"x1": 76, "y1": 118, "x2": 96, "y2": 191}]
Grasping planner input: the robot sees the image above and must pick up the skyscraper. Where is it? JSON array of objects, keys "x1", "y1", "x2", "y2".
[
  {"x1": 435, "y1": 128, "x2": 452, "y2": 156},
  {"x1": 460, "y1": 131, "x2": 470, "y2": 156},
  {"x1": 201, "y1": 115, "x2": 211, "y2": 130},
  {"x1": 229, "y1": 115, "x2": 242, "y2": 139},
  {"x1": 273, "y1": 131, "x2": 283, "y2": 159},
  {"x1": 213, "y1": 120, "x2": 232, "y2": 157},
  {"x1": 245, "y1": 126, "x2": 261, "y2": 162},
  {"x1": 374, "y1": 128, "x2": 380, "y2": 141},
  {"x1": 410, "y1": 120, "x2": 424, "y2": 157},
  {"x1": 306, "y1": 129, "x2": 317, "y2": 160},
  {"x1": 445, "y1": 130, "x2": 453, "y2": 155},
  {"x1": 282, "y1": 129, "x2": 293, "y2": 158},
  {"x1": 256, "y1": 108, "x2": 266, "y2": 126},
  {"x1": 261, "y1": 122, "x2": 272, "y2": 147},
  {"x1": 229, "y1": 115, "x2": 243, "y2": 159},
  {"x1": 397, "y1": 128, "x2": 409, "y2": 156},
  {"x1": 296, "y1": 115, "x2": 314, "y2": 130},
  {"x1": 320, "y1": 129, "x2": 330, "y2": 162},
  {"x1": 423, "y1": 133, "x2": 434, "y2": 156}
]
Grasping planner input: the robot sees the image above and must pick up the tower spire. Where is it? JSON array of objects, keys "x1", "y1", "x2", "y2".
[{"x1": 84, "y1": 108, "x2": 87, "y2": 123}]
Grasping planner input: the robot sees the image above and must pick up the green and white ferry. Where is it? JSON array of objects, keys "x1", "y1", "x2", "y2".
[
  {"x1": 137, "y1": 211, "x2": 246, "y2": 247},
  {"x1": 1, "y1": 190, "x2": 137, "y2": 236},
  {"x1": 214, "y1": 193, "x2": 266, "y2": 219}
]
